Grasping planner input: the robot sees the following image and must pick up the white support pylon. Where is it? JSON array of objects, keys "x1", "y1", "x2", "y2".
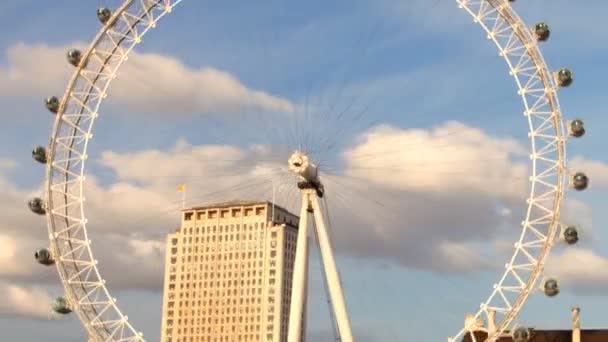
[
  {"x1": 288, "y1": 191, "x2": 312, "y2": 342},
  {"x1": 287, "y1": 189, "x2": 354, "y2": 342},
  {"x1": 310, "y1": 194, "x2": 354, "y2": 342}
]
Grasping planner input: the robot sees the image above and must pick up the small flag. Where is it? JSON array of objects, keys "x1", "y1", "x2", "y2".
[{"x1": 177, "y1": 184, "x2": 186, "y2": 192}]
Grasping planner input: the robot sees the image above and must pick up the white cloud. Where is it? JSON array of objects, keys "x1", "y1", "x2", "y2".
[
  {"x1": 86, "y1": 123, "x2": 548, "y2": 274},
  {"x1": 0, "y1": 282, "x2": 54, "y2": 319},
  {"x1": 0, "y1": 164, "x2": 54, "y2": 281},
  {"x1": 0, "y1": 42, "x2": 72, "y2": 97},
  {"x1": 343, "y1": 121, "x2": 528, "y2": 198},
  {"x1": 94, "y1": 235, "x2": 166, "y2": 291},
  {"x1": 547, "y1": 248, "x2": 608, "y2": 295},
  {"x1": 112, "y1": 50, "x2": 294, "y2": 116},
  {"x1": 309, "y1": 122, "x2": 531, "y2": 272},
  {"x1": 560, "y1": 198, "x2": 594, "y2": 242},
  {"x1": 0, "y1": 42, "x2": 293, "y2": 117},
  {"x1": 0, "y1": 121, "x2": 602, "y2": 294},
  {"x1": 83, "y1": 175, "x2": 177, "y2": 235},
  {"x1": 0, "y1": 141, "x2": 292, "y2": 294},
  {"x1": 329, "y1": 122, "x2": 608, "y2": 273},
  {"x1": 81, "y1": 141, "x2": 295, "y2": 290},
  {"x1": 128, "y1": 239, "x2": 165, "y2": 259},
  {"x1": 0, "y1": 234, "x2": 39, "y2": 278},
  {"x1": 0, "y1": 157, "x2": 178, "y2": 292},
  {"x1": 90, "y1": 141, "x2": 291, "y2": 237},
  {"x1": 570, "y1": 157, "x2": 608, "y2": 189},
  {"x1": 436, "y1": 241, "x2": 492, "y2": 271},
  {"x1": 0, "y1": 159, "x2": 16, "y2": 170},
  {"x1": 97, "y1": 140, "x2": 248, "y2": 188}
]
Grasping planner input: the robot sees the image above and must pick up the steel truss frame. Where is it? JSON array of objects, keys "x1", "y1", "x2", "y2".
[
  {"x1": 451, "y1": 1, "x2": 566, "y2": 341},
  {"x1": 287, "y1": 189, "x2": 353, "y2": 342},
  {"x1": 43, "y1": 0, "x2": 567, "y2": 341}
]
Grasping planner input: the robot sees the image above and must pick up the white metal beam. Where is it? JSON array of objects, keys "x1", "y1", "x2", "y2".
[
  {"x1": 310, "y1": 194, "x2": 354, "y2": 342},
  {"x1": 287, "y1": 191, "x2": 311, "y2": 342}
]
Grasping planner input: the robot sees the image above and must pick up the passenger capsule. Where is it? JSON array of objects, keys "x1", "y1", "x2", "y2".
[
  {"x1": 572, "y1": 172, "x2": 589, "y2": 191},
  {"x1": 534, "y1": 22, "x2": 550, "y2": 41},
  {"x1": 97, "y1": 8, "x2": 112, "y2": 24},
  {"x1": 32, "y1": 146, "x2": 47, "y2": 164},
  {"x1": 569, "y1": 119, "x2": 585, "y2": 137},
  {"x1": 512, "y1": 327, "x2": 530, "y2": 342},
  {"x1": 67, "y1": 49, "x2": 83, "y2": 67},
  {"x1": 28, "y1": 197, "x2": 46, "y2": 215},
  {"x1": 45, "y1": 96, "x2": 60, "y2": 114},
  {"x1": 35, "y1": 248, "x2": 54, "y2": 266},
  {"x1": 563, "y1": 226, "x2": 579, "y2": 245},
  {"x1": 145, "y1": 0, "x2": 160, "y2": 10},
  {"x1": 557, "y1": 68, "x2": 573, "y2": 87},
  {"x1": 52, "y1": 297, "x2": 72, "y2": 315},
  {"x1": 544, "y1": 278, "x2": 559, "y2": 297}
]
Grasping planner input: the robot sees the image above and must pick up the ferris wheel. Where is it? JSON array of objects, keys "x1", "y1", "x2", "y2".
[{"x1": 27, "y1": 0, "x2": 591, "y2": 341}]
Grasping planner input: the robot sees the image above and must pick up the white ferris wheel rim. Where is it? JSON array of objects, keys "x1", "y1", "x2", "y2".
[{"x1": 42, "y1": 0, "x2": 568, "y2": 341}]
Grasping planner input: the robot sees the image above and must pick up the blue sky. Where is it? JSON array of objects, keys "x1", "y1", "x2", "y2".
[{"x1": 0, "y1": 1, "x2": 607, "y2": 341}]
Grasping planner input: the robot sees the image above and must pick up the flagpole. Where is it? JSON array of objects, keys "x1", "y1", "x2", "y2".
[
  {"x1": 178, "y1": 184, "x2": 186, "y2": 210},
  {"x1": 271, "y1": 181, "x2": 276, "y2": 221}
]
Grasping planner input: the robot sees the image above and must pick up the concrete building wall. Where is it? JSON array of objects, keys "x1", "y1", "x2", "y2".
[{"x1": 160, "y1": 201, "x2": 301, "y2": 342}]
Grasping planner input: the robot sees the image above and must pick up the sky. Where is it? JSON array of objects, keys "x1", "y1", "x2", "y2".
[{"x1": 0, "y1": 0, "x2": 607, "y2": 341}]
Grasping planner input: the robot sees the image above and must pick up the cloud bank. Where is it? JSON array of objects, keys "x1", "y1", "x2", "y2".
[
  {"x1": 0, "y1": 42, "x2": 293, "y2": 117},
  {"x1": 0, "y1": 121, "x2": 603, "y2": 321}
]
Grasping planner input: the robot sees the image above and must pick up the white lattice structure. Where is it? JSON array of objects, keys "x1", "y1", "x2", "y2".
[
  {"x1": 36, "y1": 0, "x2": 586, "y2": 341},
  {"x1": 45, "y1": 2, "x2": 185, "y2": 341},
  {"x1": 450, "y1": 1, "x2": 569, "y2": 341}
]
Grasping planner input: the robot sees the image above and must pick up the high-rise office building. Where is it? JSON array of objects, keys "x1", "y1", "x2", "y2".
[{"x1": 160, "y1": 200, "x2": 304, "y2": 342}]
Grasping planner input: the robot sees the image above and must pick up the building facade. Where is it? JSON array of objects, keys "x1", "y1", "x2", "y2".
[
  {"x1": 160, "y1": 200, "x2": 304, "y2": 342},
  {"x1": 463, "y1": 307, "x2": 608, "y2": 342}
]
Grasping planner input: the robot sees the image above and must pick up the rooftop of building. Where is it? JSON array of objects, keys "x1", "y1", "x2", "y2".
[
  {"x1": 463, "y1": 329, "x2": 608, "y2": 342},
  {"x1": 176, "y1": 199, "x2": 300, "y2": 231},
  {"x1": 184, "y1": 199, "x2": 293, "y2": 215},
  {"x1": 461, "y1": 307, "x2": 608, "y2": 342}
]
